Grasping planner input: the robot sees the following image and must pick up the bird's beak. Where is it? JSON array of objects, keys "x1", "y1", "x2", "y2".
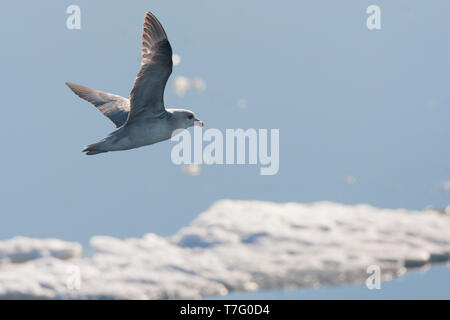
[{"x1": 194, "y1": 119, "x2": 204, "y2": 128}]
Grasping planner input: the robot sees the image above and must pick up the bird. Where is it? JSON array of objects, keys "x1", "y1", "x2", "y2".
[{"x1": 66, "y1": 11, "x2": 204, "y2": 155}]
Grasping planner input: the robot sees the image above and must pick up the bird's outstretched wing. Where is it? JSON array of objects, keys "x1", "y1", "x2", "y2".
[
  {"x1": 127, "y1": 11, "x2": 173, "y2": 123},
  {"x1": 66, "y1": 82, "x2": 130, "y2": 127}
]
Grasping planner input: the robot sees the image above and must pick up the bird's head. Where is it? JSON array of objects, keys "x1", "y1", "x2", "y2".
[{"x1": 169, "y1": 109, "x2": 204, "y2": 129}]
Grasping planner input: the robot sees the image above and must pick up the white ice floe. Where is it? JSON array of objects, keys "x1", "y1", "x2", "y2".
[
  {"x1": 236, "y1": 98, "x2": 248, "y2": 109},
  {"x1": 0, "y1": 200, "x2": 449, "y2": 299},
  {"x1": 0, "y1": 236, "x2": 82, "y2": 264},
  {"x1": 345, "y1": 175, "x2": 356, "y2": 185},
  {"x1": 172, "y1": 76, "x2": 206, "y2": 96},
  {"x1": 181, "y1": 164, "x2": 201, "y2": 176},
  {"x1": 442, "y1": 181, "x2": 450, "y2": 192},
  {"x1": 172, "y1": 54, "x2": 181, "y2": 66}
]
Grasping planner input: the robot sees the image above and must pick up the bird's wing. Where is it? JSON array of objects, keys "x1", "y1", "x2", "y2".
[
  {"x1": 66, "y1": 82, "x2": 130, "y2": 127},
  {"x1": 127, "y1": 11, "x2": 173, "y2": 123}
]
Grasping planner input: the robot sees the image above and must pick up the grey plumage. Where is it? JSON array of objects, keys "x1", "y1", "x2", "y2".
[
  {"x1": 129, "y1": 11, "x2": 173, "y2": 122},
  {"x1": 66, "y1": 11, "x2": 203, "y2": 155},
  {"x1": 65, "y1": 82, "x2": 130, "y2": 128}
]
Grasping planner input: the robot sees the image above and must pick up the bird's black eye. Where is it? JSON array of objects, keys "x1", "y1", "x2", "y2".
[{"x1": 188, "y1": 115, "x2": 194, "y2": 120}]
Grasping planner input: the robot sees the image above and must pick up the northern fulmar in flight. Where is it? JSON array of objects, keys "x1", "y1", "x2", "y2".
[{"x1": 66, "y1": 11, "x2": 204, "y2": 155}]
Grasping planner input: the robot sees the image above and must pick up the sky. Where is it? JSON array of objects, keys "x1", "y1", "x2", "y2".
[{"x1": 0, "y1": 0, "x2": 448, "y2": 251}]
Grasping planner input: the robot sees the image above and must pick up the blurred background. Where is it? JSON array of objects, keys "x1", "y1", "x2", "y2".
[{"x1": 0, "y1": 0, "x2": 448, "y2": 258}]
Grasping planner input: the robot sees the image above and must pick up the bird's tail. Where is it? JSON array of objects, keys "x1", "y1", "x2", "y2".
[{"x1": 82, "y1": 141, "x2": 108, "y2": 155}]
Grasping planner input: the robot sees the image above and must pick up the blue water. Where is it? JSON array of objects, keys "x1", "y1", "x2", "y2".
[
  {"x1": 208, "y1": 265, "x2": 450, "y2": 299},
  {"x1": 0, "y1": 0, "x2": 448, "y2": 300}
]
